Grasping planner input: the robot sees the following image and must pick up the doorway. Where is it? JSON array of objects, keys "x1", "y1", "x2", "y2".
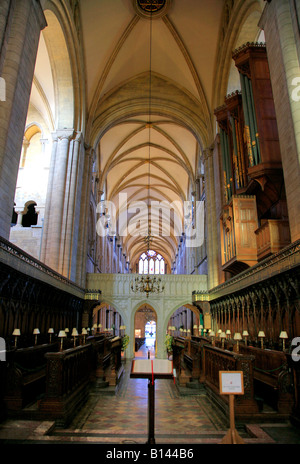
[
  {"x1": 134, "y1": 304, "x2": 157, "y2": 357},
  {"x1": 145, "y1": 320, "x2": 156, "y2": 348}
]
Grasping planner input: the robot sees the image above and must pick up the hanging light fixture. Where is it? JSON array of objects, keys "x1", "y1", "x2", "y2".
[{"x1": 131, "y1": 1, "x2": 164, "y2": 299}]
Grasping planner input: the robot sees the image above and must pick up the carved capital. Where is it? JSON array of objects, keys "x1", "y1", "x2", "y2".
[{"x1": 56, "y1": 129, "x2": 74, "y2": 142}]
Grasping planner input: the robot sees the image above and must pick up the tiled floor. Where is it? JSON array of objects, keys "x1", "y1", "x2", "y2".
[{"x1": 1, "y1": 343, "x2": 300, "y2": 445}]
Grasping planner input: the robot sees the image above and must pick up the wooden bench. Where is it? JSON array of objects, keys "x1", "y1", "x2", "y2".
[
  {"x1": 172, "y1": 336, "x2": 209, "y2": 385},
  {"x1": 238, "y1": 344, "x2": 294, "y2": 413},
  {"x1": 4, "y1": 342, "x2": 59, "y2": 411},
  {"x1": 39, "y1": 344, "x2": 93, "y2": 427},
  {"x1": 185, "y1": 338, "x2": 205, "y2": 380},
  {"x1": 203, "y1": 344, "x2": 259, "y2": 419}
]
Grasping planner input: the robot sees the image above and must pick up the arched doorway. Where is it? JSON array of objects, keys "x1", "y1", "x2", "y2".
[
  {"x1": 167, "y1": 304, "x2": 203, "y2": 338},
  {"x1": 134, "y1": 304, "x2": 157, "y2": 357},
  {"x1": 92, "y1": 302, "x2": 125, "y2": 337},
  {"x1": 145, "y1": 320, "x2": 156, "y2": 348}
]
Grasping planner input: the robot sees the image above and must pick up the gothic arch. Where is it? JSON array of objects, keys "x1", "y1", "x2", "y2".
[
  {"x1": 164, "y1": 302, "x2": 201, "y2": 335},
  {"x1": 90, "y1": 72, "x2": 209, "y2": 151},
  {"x1": 212, "y1": 0, "x2": 264, "y2": 114},
  {"x1": 39, "y1": 0, "x2": 85, "y2": 132}
]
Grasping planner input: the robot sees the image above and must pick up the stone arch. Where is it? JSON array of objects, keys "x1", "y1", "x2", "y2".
[
  {"x1": 130, "y1": 300, "x2": 159, "y2": 356},
  {"x1": 92, "y1": 300, "x2": 127, "y2": 331},
  {"x1": 164, "y1": 302, "x2": 201, "y2": 336},
  {"x1": 21, "y1": 201, "x2": 38, "y2": 228},
  {"x1": 90, "y1": 72, "x2": 209, "y2": 151},
  {"x1": 134, "y1": 302, "x2": 158, "y2": 350},
  {"x1": 226, "y1": 8, "x2": 264, "y2": 95},
  {"x1": 41, "y1": 9, "x2": 74, "y2": 129},
  {"x1": 213, "y1": 0, "x2": 264, "y2": 113},
  {"x1": 20, "y1": 123, "x2": 44, "y2": 169},
  {"x1": 39, "y1": 0, "x2": 85, "y2": 132},
  {"x1": 24, "y1": 123, "x2": 44, "y2": 142}
]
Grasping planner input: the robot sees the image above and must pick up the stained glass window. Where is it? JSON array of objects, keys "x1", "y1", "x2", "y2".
[{"x1": 138, "y1": 250, "x2": 165, "y2": 275}]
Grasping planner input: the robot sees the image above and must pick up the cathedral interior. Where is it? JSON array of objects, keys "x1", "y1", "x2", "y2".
[{"x1": 1, "y1": 0, "x2": 300, "y2": 447}]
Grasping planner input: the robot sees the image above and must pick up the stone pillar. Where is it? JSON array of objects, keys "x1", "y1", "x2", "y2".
[
  {"x1": 75, "y1": 147, "x2": 95, "y2": 286},
  {"x1": 20, "y1": 138, "x2": 30, "y2": 168},
  {"x1": 259, "y1": 0, "x2": 300, "y2": 242},
  {"x1": 59, "y1": 132, "x2": 84, "y2": 280},
  {"x1": 203, "y1": 146, "x2": 219, "y2": 290},
  {"x1": 41, "y1": 130, "x2": 86, "y2": 282},
  {"x1": 0, "y1": 0, "x2": 46, "y2": 239},
  {"x1": 15, "y1": 208, "x2": 24, "y2": 226},
  {"x1": 41, "y1": 130, "x2": 74, "y2": 272}
]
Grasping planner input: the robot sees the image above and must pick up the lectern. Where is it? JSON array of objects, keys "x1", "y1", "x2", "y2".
[{"x1": 130, "y1": 359, "x2": 174, "y2": 444}]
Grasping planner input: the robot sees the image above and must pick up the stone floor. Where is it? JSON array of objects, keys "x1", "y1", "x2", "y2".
[{"x1": 1, "y1": 342, "x2": 300, "y2": 447}]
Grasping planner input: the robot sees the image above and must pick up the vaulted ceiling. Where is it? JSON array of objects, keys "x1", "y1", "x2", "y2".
[
  {"x1": 30, "y1": 0, "x2": 264, "y2": 271},
  {"x1": 80, "y1": 0, "x2": 225, "y2": 268}
]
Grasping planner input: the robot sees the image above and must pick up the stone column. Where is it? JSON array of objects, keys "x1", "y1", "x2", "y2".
[
  {"x1": 0, "y1": 0, "x2": 46, "y2": 239},
  {"x1": 259, "y1": 0, "x2": 300, "y2": 241},
  {"x1": 41, "y1": 130, "x2": 74, "y2": 272},
  {"x1": 15, "y1": 208, "x2": 24, "y2": 227},
  {"x1": 75, "y1": 147, "x2": 95, "y2": 286},
  {"x1": 20, "y1": 138, "x2": 30, "y2": 168},
  {"x1": 58, "y1": 132, "x2": 84, "y2": 280},
  {"x1": 203, "y1": 146, "x2": 219, "y2": 290}
]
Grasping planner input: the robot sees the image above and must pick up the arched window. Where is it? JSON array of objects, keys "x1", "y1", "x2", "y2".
[
  {"x1": 138, "y1": 250, "x2": 165, "y2": 275},
  {"x1": 22, "y1": 202, "x2": 38, "y2": 227}
]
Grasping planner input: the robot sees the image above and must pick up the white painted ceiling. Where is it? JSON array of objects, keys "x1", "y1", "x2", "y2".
[{"x1": 30, "y1": 0, "x2": 263, "y2": 271}]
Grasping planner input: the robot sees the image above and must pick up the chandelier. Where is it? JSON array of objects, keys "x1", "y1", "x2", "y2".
[
  {"x1": 131, "y1": 274, "x2": 164, "y2": 298},
  {"x1": 131, "y1": 3, "x2": 164, "y2": 299}
]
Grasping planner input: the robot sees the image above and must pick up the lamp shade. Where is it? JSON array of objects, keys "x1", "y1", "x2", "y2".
[
  {"x1": 242, "y1": 330, "x2": 249, "y2": 336},
  {"x1": 258, "y1": 331, "x2": 265, "y2": 338},
  {"x1": 220, "y1": 332, "x2": 226, "y2": 339},
  {"x1": 98, "y1": 324, "x2": 102, "y2": 328},
  {"x1": 12, "y1": 329, "x2": 20, "y2": 336},
  {"x1": 234, "y1": 333, "x2": 242, "y2": 340},
  {"x1": 58, "y1": 330, "x2": 66, "y2": 338},
  {"x1": 33, "y1": 328, "x2": 40, "y2": 335},
  {"x1": 65, "y1": 328, "x2": 69, "y2": 333},
  {"x1": 279, "y1": 331, "x2": 288, "y2": 339},
  {"x1": 210, "y1": 331, "x2": 215, "y2": 337},
  {"x1": 193, "y1": 325, "x2": 198, "y2": 329},
  {"x1": 82, "y1": 328, "x2": 87, "y2": 335},
  {"x1": 48, "y1": 328, "x2": 54, "y2": 334},
  {"x1": 72, "y1": 328, "x2": 78, "y2": 336},
  {"x1": 226, "y1": 329, "x2": 231, "y2": 335}
]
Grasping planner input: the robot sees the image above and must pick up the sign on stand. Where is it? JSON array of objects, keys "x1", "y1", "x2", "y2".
[{"x1": 219, "y1": 371, "x2": 245, "y2": 444}]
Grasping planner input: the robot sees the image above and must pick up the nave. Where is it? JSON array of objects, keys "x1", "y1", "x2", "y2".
[{"x1": 1, "y1": 342, "x2": 300, "y2": 445}]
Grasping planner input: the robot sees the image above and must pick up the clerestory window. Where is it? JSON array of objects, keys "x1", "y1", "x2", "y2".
[{"x1": 138, "y1": 250, "x2": 165, "y2": 275}]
